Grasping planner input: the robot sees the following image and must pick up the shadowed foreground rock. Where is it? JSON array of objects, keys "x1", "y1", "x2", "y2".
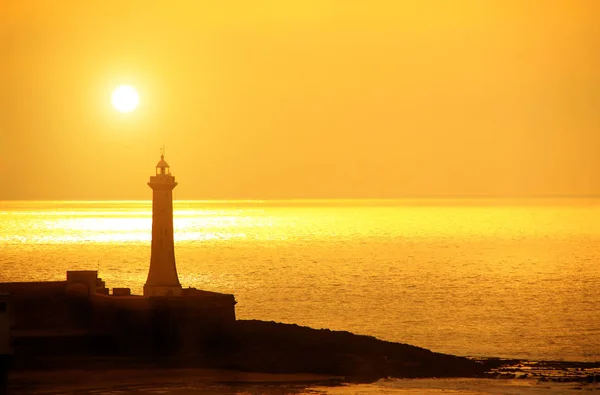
[
  {"x1": 199, "y1": 320, "x2": 487, "y2": 381},
  {"x1": 10, "y1": 320, "x2": 487, "y2": 383}
]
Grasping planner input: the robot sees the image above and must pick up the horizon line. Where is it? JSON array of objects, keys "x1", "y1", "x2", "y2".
[{"x1": 2, "y1": 194, "x2": 600, "y2": 203}]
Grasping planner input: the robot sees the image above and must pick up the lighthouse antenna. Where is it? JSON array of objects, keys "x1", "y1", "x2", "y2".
[{"x1": 160, "y1": 145, "x2": 165, "y2": 157}]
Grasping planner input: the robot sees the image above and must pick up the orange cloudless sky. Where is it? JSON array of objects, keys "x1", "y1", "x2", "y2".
[{"x1": 1, "y1": 0, "x2": 599, "y2": 199}]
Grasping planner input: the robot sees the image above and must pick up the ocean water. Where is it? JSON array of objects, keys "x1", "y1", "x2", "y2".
[
  {"x1": 1, "y1": 199, "x2": 599, "y2": 361},
  {"x1": 1, "y1": 199, "x2": 600, "y2": 393}
]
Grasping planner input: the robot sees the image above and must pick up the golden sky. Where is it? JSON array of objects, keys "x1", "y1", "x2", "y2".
[{"x1": 1, "y1": 0, "x2": 599, "y2": 199}]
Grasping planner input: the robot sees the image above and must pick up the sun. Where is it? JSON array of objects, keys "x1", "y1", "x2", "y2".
[{"x1": 111, "y1": 85, "x2": 139, "y2": 113}]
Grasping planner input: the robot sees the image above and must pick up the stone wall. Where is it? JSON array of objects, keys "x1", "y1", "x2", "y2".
[{"x1": 0, "y1": 276, "x2": 237, "y2": 359}]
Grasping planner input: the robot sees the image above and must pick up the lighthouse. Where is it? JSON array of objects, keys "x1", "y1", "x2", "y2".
[{"x1": 144, "y1": 154, "x2": 182, "y2": 297}]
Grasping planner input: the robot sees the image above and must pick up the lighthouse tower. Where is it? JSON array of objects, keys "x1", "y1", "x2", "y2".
[{"x1": 144, "y1": 155, "x2": 182, "y2": 297}]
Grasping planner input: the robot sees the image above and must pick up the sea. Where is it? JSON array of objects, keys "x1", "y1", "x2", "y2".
[{"x1": 1, "y1": 199, "x2": 599, "y2": 394}]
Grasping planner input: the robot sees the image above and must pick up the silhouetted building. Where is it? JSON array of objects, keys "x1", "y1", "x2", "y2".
[
  {"x1": 0, "y1": 155, "x2": 237, "y2": 362},
  {"x1": 145, "y1": 155, "x2": 182, "y2": 297},
  {"x1": 0, "y1": 294, "x2": 9, "y2": 355},
  {"x1": 0, "y1": 293, "x2": 10, "y2": 390}
]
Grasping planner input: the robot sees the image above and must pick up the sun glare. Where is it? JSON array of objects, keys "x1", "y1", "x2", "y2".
[{"x1": 111, "y1": 85, "x2": 139, "y2": 113}]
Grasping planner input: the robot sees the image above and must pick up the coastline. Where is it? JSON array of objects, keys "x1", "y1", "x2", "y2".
[
  {"x1": 481, "y1": 358, "x2": 600, "y2": 383},
  {"x1": 8, "y1": 361, "x2": 600, "y2": 395}
]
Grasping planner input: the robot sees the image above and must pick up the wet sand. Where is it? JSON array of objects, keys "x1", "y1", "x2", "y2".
[
  {"x1": 9, "y1": 371, "x2": 600, "y2": 395},
  {"x1": 9, "y1": 368, "x2": 344, "y2": 394},
  {"x1": 8, "y1": 360, "x2": 600, "y2": 395}
]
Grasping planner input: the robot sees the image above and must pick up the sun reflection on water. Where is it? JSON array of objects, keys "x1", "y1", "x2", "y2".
[
  {"x1": 0, "y1": 202, "x2": 269, "y2": 244},
  {"x1": 1, "y1": 199, "x2": 599, "y2": 245},
  {"x1": 1, "y1": 199, "x2": 600, "y2": 361}
]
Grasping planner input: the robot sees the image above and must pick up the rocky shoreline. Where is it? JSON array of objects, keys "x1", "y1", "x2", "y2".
[
  {"x1": 219, "y1": 320, "x2": 487, "y2": 381},
  {"x1": 479, "y1": 358, "x2": 600, "y2": 383},
  {"x1": 6, "y1": 320, "x2": 599, "y2": 393},
  {"x1": 9, "y1": 320, "x2": 486, "y2": 380}
]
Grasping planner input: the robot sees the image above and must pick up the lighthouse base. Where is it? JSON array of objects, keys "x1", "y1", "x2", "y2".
[{"x1": 143, "y1": 284, "x2": 182, "y2": 297}]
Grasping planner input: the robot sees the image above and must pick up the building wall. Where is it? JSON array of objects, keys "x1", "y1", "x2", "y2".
[
  {"x1": 0, "y1": 281, "x2": 67, "y2": 296},
  {"x1": 0, "y1": 275, "x2": 237, "y2": 358},
  {"x1": 0, "y1": 295, "x2": 10, "y2": 355}
]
